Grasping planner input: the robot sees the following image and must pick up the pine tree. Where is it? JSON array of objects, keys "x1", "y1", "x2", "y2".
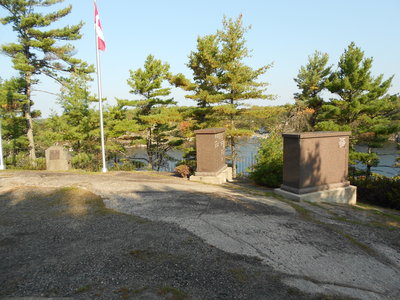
[
  {"x1": 57, "y1": 73, "x2": 98, "y2": 154},
  {"x1": 0, "y1": 0, "x2": 92, "y2": 165},
  {"x1": 170, "y1": 34, "x2": 222, "y2": 128},
  {"x1": 123, "y1": 55, "x2": 183, "y2": 171},
  {"x1": 172, "y1": 15, "x2": 273, "y2": 177},
  {"x1": 294, "y1": 51, "x2": 331, "y2": 127},
  {"x1": 34, "y1": 73, "x2": 100, "y2": 170},
  {"x1": 0, "y1": 77, "x2": 28, "y2": 166},
  {"x1": 215, "y1": 15, "x2": 273, "y2": 177},
  {"x1": 317, "y1": 42, "x2": 398, "y2": 175},
  {"x1": 186, "y1": 34, "x2": 223, "y2": 126}
]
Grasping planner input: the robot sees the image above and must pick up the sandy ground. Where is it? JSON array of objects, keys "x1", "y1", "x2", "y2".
[{"x1": 0, "y1": 170, "x2": 400, "y2": 300}]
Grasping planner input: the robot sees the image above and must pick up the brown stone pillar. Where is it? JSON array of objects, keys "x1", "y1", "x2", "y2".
[
  {"x1": 275, "y1": 131, "x2": 356, "y2": 204},
  {"x1": 190, "y1": 128, "x2": 232, "y2": 184}
]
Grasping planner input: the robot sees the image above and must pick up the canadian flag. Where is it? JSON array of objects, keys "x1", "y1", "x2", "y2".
[{"x1": 94, "y1": 1, "x2": 106, "y2": 51}]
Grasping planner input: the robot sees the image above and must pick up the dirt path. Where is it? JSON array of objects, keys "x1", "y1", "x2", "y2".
[{"x1": 1, "y1": 171, "x2": 399, "y2": 299}]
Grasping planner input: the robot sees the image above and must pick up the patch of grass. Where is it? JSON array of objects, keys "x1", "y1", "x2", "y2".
[
  {"x1": 185, "y1": 236, "x2": 194, "y2": 243},
  {"x1": 129, "y1": 249, "x2": 179, "y2": 263},
  {"x1": 228, "y1": 267, "x2": 249, "y2": 282},
  {"x1": 289, "y1": 202, "x2": 313, "y2": 220},
  {"x1": 158, "y1": 286, "x2": 188, "y2": 300},
  {"x1": 47, "y1": 187, "x2": 110, "y2": 216},
  {"x1": 124, "y1": 213, "x2": 148, "y2": 224},
  {"x1": 115, "y1": 287, "x2": 130, "y2": 299},
  {"x1": 129, "y1": 249, "x2": 152, "y2": 259},
  {"x1": 317, "y1": 295, "x2": 359, "y2": 300},
  {"x1": 305, "y1": 201, "x2": 327, "y2": 209},
  {"x1": 370, "y1": 221, "x2": 399, "y2": 230},
  {"x1": 45, "y1": 187, "x2": 147, "y2": 222},
  {"x1": 132, "y1": 286, "x2": 148, "y2": 295},
  {"x1": 258, "y1": 192, "x2": 380, "y2": 258},
  {"x1": 363, "y1": 206, "x2": 400, "y2": 222},
  {"x1": 214, "y1": 184, "x2": 390, "y2": 260},
  {"x1": 287, "y1": 287, "x2": 304, "y2": 296},
  {"x1": 331, "y1": 215, "x2": 399, "y2": 230},
  {"x1": 239, "y1": 183, "x2": 400, "y2": 225},
  {"x1": 351, "y1": 203, "x2": 400, "y2": 227},
  {"x1": 331, "y1": 216, "x2": 364, "y2": 225},
  {"x1": 75, "y1": 285, "x2": 91, "y2": 294},
  {"x1": 340, "y1": 232, "x2": 377, "y2": 256}
]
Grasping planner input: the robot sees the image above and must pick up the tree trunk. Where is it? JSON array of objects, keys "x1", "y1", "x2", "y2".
[
  {"x1": 366, "y1": 164, "x2": 371, "y2": 177},
  {"x1": 147, "y1": 128, "x2": 154, "y2": 170},
  {"x1": 230, "y1": 136, "x2": 237, "y2": 178},
  {"x1": 24, "y1": 73, "x2": 37, "y2": 166},
  {"x1": 229, "y1": 97, "x2": 237, "y2": 178},
  {"x1": 11, "y1": 116, "x2": 17, "y2": 166},
  {"x1": 366, "y1": 146, "x2": 372, "y2": 177}
]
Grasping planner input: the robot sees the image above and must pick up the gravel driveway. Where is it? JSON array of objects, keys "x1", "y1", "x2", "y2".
[{"x1": 0, "y1": 171, "x2": 399, "y2": 300}]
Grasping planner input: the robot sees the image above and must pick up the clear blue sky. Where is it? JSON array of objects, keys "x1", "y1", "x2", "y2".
[{"x1": 1, "y1": 0, "x2": 399, "y2": 117}]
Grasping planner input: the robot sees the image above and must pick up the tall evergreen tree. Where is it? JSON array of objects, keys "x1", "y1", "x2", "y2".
[
  {"x1": 317, "y1": 42, "x2": 398, "y2": 175},
  {"x1": 34, "y1": 73, "x2": 101, "y2": 170},
  {"x1": 170, "y1": 34, "x2": 222, "y2": 128},
  {"x1": 186, "y1": 34, "x2": 222, "y2": 126},
  {"x1": 57, "y1": 73, "x2": 98, "y2": 153},
  {"x1": 215, "y1": 15, "x2": 273, "y2": 177},
  {"x1": 0, "y1": 77, "x2": 28, "y2": 166},
  {"x1": 0, "y1": 0, "x2": 91, "y2": 164},
  {"x1": 294, "y1": 51, "x2": 331, "y2": 126},
  {"x1": 123, "y1": 54, "x2": 183, "y2": 171},
  {"x1": 173, "y1": 16, "x2": 273, "y2": 177}
]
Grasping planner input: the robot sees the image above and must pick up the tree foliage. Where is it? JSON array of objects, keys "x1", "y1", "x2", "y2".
[
  {"x1": 250, "y1": 132, "x2": 283, "y2": 187},
  {"x1": 172, "y1": 15, "x2": 273, "y2": 177},
  {"x1": 316, "y1": 42, "x2": 399, "y2": 174},
  {"x1": 0, "y1": 0, "x2": 92, "y2": 164},
  {"x1": 294, "y1": 51, "x2": 331, "y2": 126},
  {"x1": 122, "y1": 54, "x2": 183, "y2": 171},
  {"x1": 0, "y1": 77, "x2": 29, "y2": 166},
  {"x1": 215, "y1": 16, "x2": 273, "y2": 177}
]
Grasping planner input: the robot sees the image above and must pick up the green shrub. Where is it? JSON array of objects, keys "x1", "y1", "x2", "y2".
[
  {"x1": 351, "y1": 175, "x2": 400, "y2": 210},
  {"x1": 249, "y1": 133, "x2": 283, "y2": 188},
  {"x1": 109, "y1": 159, "x2": 144, "y2": 171},
  {"x1": 71, "y1": 153, "x2": 99, "y2": 171},
  {"x1": 35, "y1": 157, "x2": 46, "y2": 170},
  {"x1": 6, "y1": 153, "x2": 46, "y2": 170}
]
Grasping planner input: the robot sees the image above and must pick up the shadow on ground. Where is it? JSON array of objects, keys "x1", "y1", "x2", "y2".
[
  {"x1": 0, "y1": 171, "x2": 400, "y2": 300},
  {"x1": 1, "y1": 186, "x2": 322, "y2": 300}
]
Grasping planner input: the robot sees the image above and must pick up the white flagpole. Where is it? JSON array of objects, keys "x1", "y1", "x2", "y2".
[
  {"x1": 95, "y1": 0, "x2": 107, "y2": 173},
  {"x1": 0, "y1": 116, "x2": 5, "y2": 170}
]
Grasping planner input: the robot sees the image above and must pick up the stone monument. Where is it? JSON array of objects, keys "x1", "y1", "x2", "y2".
[
  {"x1": 190, "y1": 128, "x2": 232, "y2": 184},
  {"x1": 275, "y1": 131, "x2": 356, "y2": 204},
  {"x1": 45, "y1": 145, "x2": 71, "y2": 171}
]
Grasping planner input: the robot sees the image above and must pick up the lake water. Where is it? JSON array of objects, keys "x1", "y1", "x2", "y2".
[
  {"x1": 355, "y1": 142, "x2": 399, "y2": 177},
  {"x1": 126, "y1": 138, "x2": 399, "y2": 177},
  {"x1": 125, "y1": 136, "x2": 261, "y2": 174}
]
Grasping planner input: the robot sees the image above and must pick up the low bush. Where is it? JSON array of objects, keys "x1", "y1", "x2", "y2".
[
  {"x1": 249, "y1": 133, "x2": 283, "y2": 188},
  {"x1": 6, "y1": 153, "x2": 46, "y2": 170},
  {"x1": 351, "y1": 175, "x2": 400, "y2": 210},
  {"x1": 109, "y1": 159, "x2": 140, "y2": 171},
  {"x1": 71, "y1": 153, "x2": 100, "y2": 171},
  {"x1": 174, "y1": 164, "x2": 191, "y2": 178}
]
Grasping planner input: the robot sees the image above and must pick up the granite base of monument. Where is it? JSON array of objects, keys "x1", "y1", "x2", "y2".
[
  {"x1": 190, "y1": 165, "x2": 233, "y2": 184},
  {"x1": 274, "y1": 185, "x2": 357, "y2": 205}
]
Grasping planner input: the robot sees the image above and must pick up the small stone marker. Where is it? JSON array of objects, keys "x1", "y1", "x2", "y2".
[
  {"x1": 190, "y1": 128, "x2": 232, "y2": 184},
  {"x1": 275, "y1": 131, "x2": 356, "y2": 204},
  {"x1": 45, "y1": 145, "x2": 71, "y2": 171}
]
